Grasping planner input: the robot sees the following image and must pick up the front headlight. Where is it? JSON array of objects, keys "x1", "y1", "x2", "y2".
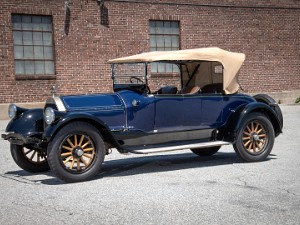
[
  {"x1": 44, "y1": 107, "x2": 55, "y2": 125},
  {"x1": 8, "y1": 104, "x2": 17, "y2": 119}
]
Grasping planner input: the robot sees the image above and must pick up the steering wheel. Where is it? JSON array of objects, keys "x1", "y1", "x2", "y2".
[
  {"x1": 129, "y1": 76, "x2": 151, "y2": 94},
  {"x1": 130, "y1": 76, "x2": 144, "y2": 84}
]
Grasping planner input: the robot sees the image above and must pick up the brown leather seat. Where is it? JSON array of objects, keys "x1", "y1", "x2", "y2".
[
  {"x1": 178, "y1": 86, "x2": 200, "y2": 94},
  {"x1": 154, "y1": 86, "x2": 178, "y2": 94}
]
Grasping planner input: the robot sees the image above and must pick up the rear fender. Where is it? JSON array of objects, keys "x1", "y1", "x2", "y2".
[
  {"x1": 224, "y1": 102, "x2": 282, "y2": 142},
  {"x1": 43, "y1": 113, "x2": 124, "y2": 152}
]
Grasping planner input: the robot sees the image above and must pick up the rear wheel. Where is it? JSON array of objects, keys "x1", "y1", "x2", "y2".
[
  {"x1": 10, "y1": 144, "x2": 49, "y2": 172},
  {"x1": 191, "y1": 146, "x2": 221, "y2": 156},
  {"x1": 47, "y1": 122, "x2": 105, "y2": 183},
  {"x1": 233, "y1": 112, "x2": 275, "y2": 162}
]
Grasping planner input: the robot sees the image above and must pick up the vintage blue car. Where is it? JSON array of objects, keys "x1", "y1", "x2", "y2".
[{"x1": 2, "y1": 48, "x2": 283, "y2": 183}]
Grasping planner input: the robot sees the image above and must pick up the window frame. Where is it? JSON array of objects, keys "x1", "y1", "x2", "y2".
[
  {"x1": 11, "y1": 14, "x2": 56, "y2": 80},
  {"x1": 149, "y1": 20, "x2": 180, "y2": 74}
]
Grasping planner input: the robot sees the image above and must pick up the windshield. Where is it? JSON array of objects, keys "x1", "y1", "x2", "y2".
[{"x1": 112, "y1": 63, "x2": 147, "y2": 85}]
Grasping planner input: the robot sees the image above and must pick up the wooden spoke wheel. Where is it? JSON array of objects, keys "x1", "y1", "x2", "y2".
[
  {"x1": 60, "y1": 134, "x2": 96, "y2": 173},
  {"x1": 233, "y1": 112, "x2": 275, "y2": 162},
  {"x1": 242, "y1": 121, "x2": 268, "y2": 155},
  {"x1": 22, "y1": 147, "x2": 47, "y2": 164},
  {"x1": 10, "y1": 144, "x2": 49, "y2": 173},
  {"x1": 47, "y1": 122, "x2": 105, "y2": 183}
]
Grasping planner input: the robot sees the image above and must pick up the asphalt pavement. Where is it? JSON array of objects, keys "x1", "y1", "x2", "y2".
[{"x1": 0, "y1": 105, "x2": 299, "y2": 225}]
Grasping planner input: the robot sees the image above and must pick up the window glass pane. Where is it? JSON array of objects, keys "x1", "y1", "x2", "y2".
[
  {"x1": 45, "y1": 61, "x2": 54, "y2": 74},
  {"x1": 14, "y1": 46, "x2": 24, "y2": 59},
  {"x1": 173, "y1": 64, "x2": 180, "y2": 73},
  {"x1": 171, "y1": 21, "x2": 179, "y2": 34},
  {"x1": 43, "y1": 32, "x2": 52, "y2": 45},
  {"x1": 34, "y1": 46, "x2": 44, "y2": 59},
  {"x1": 12, "y1": 15, "x2": 22, "y2": 30},
  {"x1": 172, "y1": 36, "x2": 179, "y2": 48},
  {"x1": 32, "y1": 16, "x2": 43, "y2": 30},
  {"x1": 165, "y1": 36, "x2": 172, "y2": 47},
  {"x1": 166, "y1": 63, "x2": 173, "y2": 73},
  {"x1": 13, "y1": 31, "x2": 23, "y2": 45},
  {"x1": 35, "y1": 61, "x2": 45, "y2": 74},
  {"x1": 44, "y1": 47, "x2": 53, "y2": 59},
  {"x1": 150, "y1": 36, "x2": 156, "y2": 48},
  {"x1": 25, "y1": 61, "x2": 34, "y2": 74},
  {"x1": 164, "y1": 21, "x2": 171, "y2": 34},
  {"x1": 42, "y1": 16, "x2": 52, "y2": 24},
  {"x1": 156, "y1": 21, "x2": 164, "y2": 34},
  {"x1": 158, "y1": 63, "x2": 165, "y2": 72},
  {"x1": 24, "y1": 46, "x2": 33, "y2": 58},
  {"x1": 42, "y1": 17, "x2": 52, "y2": 31},
  {"x1": 156, "y1": 36, "x2": 164, "y2": 48},
  {"x1": 15, "y1": 61, "x2": 25, "y2": 74},
  {"x1": 149, "y1": 21, "x2": 155, "y2": 34},
  {"x1": 33, "y1": 32, "x2": 43, "y2": 45},
  {"x1": 151, "y1": 62, "x2": 158, "y2": 73},
  {"x1": 23, "y1": 31, "x2": 33, "y2": 45},
  {"x1": 22, "y1": 15, "x2": 32, "y2": 30}
]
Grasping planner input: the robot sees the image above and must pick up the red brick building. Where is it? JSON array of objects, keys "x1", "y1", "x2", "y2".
[{"x1": 0, "y1": 0, "x2": 300, "y2": 104}]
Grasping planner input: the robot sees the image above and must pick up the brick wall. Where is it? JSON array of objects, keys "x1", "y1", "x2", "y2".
[{"x1": 0, "y1": 0, "x2": 299, "y2": 103}]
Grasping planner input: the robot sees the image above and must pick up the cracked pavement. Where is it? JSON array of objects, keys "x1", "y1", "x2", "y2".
[{"x1": 0, "y1": 105, "x2": 299, "y2": 225}]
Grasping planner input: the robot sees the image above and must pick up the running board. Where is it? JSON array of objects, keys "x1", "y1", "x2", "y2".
[{"x1": 128, "y1": 141, "x2": 230, "y2": 154}]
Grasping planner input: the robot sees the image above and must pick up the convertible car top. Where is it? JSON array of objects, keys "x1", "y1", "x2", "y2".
[{"x1": 108, "y1": 47, "x2": 245, "y2": 94}]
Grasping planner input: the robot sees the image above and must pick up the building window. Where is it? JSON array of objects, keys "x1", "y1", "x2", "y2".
[
  {"x1": 149, "y1": 20, "x2": 180, "y2": 73},
  {"x1": 12, "y1": 14, "x2": 55, "y2": 76}
]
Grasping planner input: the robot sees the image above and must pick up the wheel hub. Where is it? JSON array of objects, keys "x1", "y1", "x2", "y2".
[
  {"x1": 73, "y1": 147, "x2": 84, "y2": 157},
  {"x1": 251, "y1": 133, "x2": 260, "y2": 142}
]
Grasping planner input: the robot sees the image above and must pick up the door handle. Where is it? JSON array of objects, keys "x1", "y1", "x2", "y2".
[{"x1": 132, "y1": 99, "x2": 140, "y2": 107}]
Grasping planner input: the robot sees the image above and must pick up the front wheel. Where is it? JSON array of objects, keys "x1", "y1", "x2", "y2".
[
  {"x1": 233, "y1": 112, "x2": 275, "y2": 162},
  {"x1": 10, "y1": 144, "x2": 49, "y2": 172},
  {"x1": 47, "y1": 122, "x2": 105, "y2": 183},
  {"x1": 191, "y1": 146, "x2": 221, "y2": 156}
]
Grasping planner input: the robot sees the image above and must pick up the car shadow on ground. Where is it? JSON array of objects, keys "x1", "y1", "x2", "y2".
[{"x1": 4, "y1": 152, "x2": 277, "y2": 185}]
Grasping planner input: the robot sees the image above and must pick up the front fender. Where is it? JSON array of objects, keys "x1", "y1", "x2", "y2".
[
  {"x1": 6, "y1": 108, "x2": 44, "y2": 136},
  {"x1": 224, "y1": 102, "x2": 282, "y2": 141},
  {"x1": 43, "y1": 112, "x2": 123, "y2": 151}
]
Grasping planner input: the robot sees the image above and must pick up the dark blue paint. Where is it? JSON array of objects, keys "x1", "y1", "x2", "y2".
[
  {"x1": 118, "y1": 90, "x2": 155, "y2": 132},
  {"x1": 62, "y1": 93, "x2": 123, "y2": 110}
]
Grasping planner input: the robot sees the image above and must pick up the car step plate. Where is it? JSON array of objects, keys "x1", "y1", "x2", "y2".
[{"x1": 128, "y1": 141, "x2": 231, "y2": 154}]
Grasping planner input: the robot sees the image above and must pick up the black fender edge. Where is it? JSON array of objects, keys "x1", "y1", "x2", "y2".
[{"x1": 223, "y1": 102, "x2": 282, "y2": 142}]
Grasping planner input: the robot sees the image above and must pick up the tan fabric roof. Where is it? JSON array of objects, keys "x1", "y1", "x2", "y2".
[{"x1": 108, "y1": 47, "x2": 246, "y2": 94}]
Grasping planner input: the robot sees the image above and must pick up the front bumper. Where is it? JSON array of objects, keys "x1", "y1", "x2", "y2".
[{"x1": 2, "y1": 133, "x2": 42, "y2": 145}]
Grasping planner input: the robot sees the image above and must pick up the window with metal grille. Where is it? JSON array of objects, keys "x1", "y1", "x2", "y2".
[
  {"x1": 149, "y1": 20, "x2": 180, "y2": 73},
  {"x1": 12, "y1": 14, "x2": 55, "y2": 76}
]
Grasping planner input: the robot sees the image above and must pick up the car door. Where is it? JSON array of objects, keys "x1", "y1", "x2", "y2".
[
  {"x1": 154, "y1": 95, "x2": 184, "y2": 132},
  {"x1": 154, "y1": 93, "x2": 224, "y2": 143}
]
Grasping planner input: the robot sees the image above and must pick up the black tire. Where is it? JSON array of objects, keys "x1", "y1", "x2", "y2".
[
  {"x1": 233, "y1": 112, "x2": 275, "y2": 162},
  {"x1": 10, "y1": 144, "x2": 50, "y2": 173},
  {"x1": 191, "y1": 146, "x2": 221, "y2": 156},
  {"x1": 47, "y1": 122, "x2": 105, "y2": 183}
]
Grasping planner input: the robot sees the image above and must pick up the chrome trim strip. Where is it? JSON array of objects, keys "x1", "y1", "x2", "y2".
[
  {"x1": 129, "y1": 141, "x2": 230, "y2": 154},
  {"x1": 46, "y1": 97, "x2": 67, "y2": 112},
  {"x1": 53, "y1": 97, "x2": 66, "y2": 112}
]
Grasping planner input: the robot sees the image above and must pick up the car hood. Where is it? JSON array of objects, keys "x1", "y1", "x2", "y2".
[{"x1": 46, "y1": 93, "x2": 124, "y2": 111}]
